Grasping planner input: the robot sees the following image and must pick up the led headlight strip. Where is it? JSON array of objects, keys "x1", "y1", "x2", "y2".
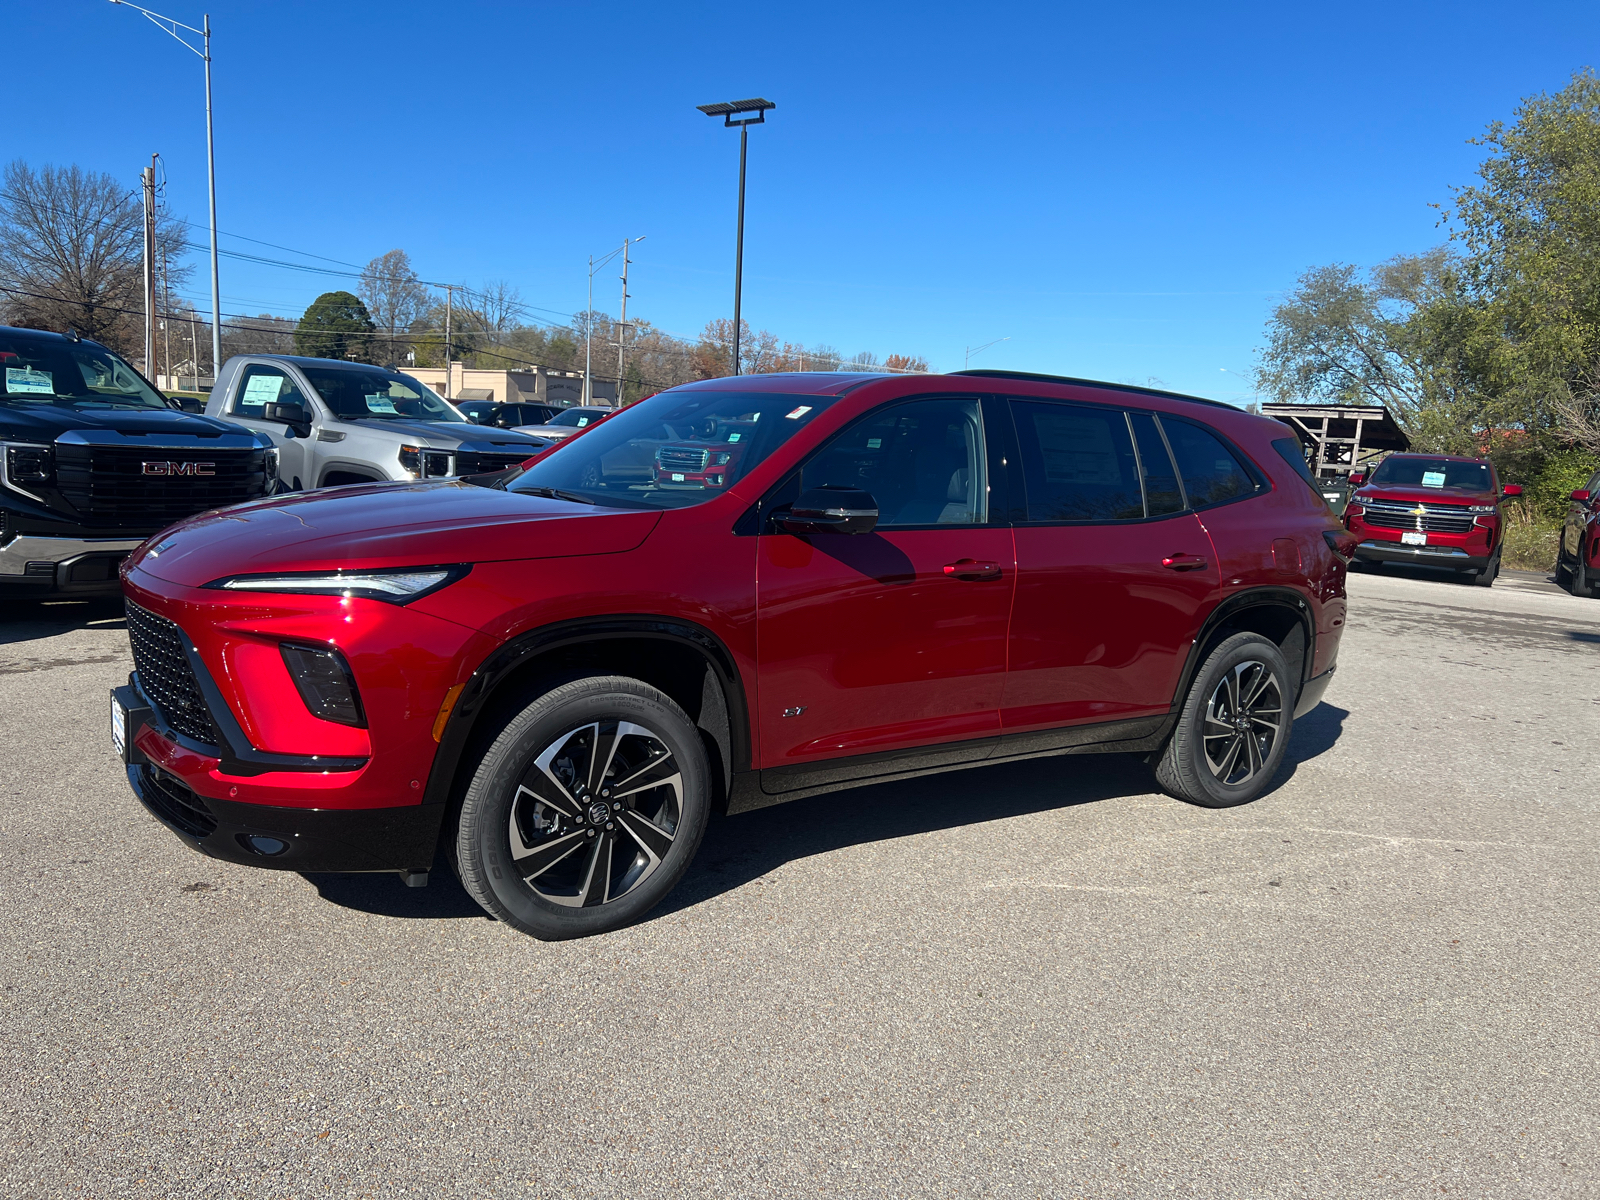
[{"x1": 204, "y1": 564, "x2": 469, "y2": 602}]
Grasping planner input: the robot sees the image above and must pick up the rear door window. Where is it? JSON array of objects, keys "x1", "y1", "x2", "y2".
[
  {"x1": 1010, "y1": 399, "x2": 1143, "y2": 522},
  {"x1": 1159, "y1": 416, "x2": 1259, "y2": 508},
  {"x1": 1128, "y1": 412, "x2": 1184, "y2": 517}
]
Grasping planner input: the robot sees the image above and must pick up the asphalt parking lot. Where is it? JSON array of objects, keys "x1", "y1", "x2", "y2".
[{"x1": 3, "y1": 565, "x2": 1597, "y2": 1199}]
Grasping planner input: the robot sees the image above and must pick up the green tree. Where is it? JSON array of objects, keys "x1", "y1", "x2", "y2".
[{"x1": 294, "y1": 291, "x2": 375, "y2": 362}]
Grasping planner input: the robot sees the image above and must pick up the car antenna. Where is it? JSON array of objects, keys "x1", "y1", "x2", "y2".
[{"x1": 66, "y1": 328, "x2": 81, "y2": 342}]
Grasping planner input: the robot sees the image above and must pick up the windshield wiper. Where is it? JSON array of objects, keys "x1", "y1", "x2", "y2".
[{"x1": 518, "y1": 486, "x2": 597, "y2": 505}]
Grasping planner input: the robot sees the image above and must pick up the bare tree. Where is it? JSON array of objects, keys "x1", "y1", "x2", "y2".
[
  {"x1": 0, "y1": 160, "x2": 190, "y2": 355},
  {"x1": 358, "y1": 249, "x2": 428, "y2": 363}
]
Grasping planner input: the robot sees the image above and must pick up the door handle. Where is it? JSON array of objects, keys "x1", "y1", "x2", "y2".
[
  {"x1": 1161, "y1": 553, "x2": 1210, "y2": 571},
  {"x1": 943, "y1": 559, "x2": 1002, "y2": 581}
]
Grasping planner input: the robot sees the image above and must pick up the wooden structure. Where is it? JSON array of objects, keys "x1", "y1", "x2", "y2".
[{"x1": 1261, "y1": 403, "x2": 1410, "y2": 478}]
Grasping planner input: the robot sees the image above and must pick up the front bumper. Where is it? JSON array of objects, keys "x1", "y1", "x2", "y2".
[
  {"x1": 1352, "y1": 540, "x2": 1493, "y2": 571},
  {"x1": 0, "y1": 534, "x2": 146, "y2": 592}
]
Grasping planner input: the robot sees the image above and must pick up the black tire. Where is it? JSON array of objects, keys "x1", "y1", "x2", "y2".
[
  {"x1": 1474, "y1": 551, "x2": 1500, "y2": 587},
  {"x1": 1571, "y1": 546, "x2": 1595, "y2": 598},
  {"x1": 1153, "y1": 632, "x2": 1294, "y2": 809},
  {"x1": 455, "y1": 675, "x2": 710, "y2": 940}
]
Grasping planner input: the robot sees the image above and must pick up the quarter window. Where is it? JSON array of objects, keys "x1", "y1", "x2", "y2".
[
  {"x1": 1010, "y1": 399, "x2": 1143, "y2": 522},
  {"x1": 1128, "y1": 411, "x2": 1184, "y2": 517},
  {"x1": 230, "y1": 365, "x2": 308, "y2": 417},
  {"x1": 801, "y1": 398, "x2": 987, "y2": 527},
  {"x1": 1160, "y1": 417, "x2": 1258, "y2": 508}
]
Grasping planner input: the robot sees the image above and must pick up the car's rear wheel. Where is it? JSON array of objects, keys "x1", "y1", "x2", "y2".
[
  {"x1": 1153, "y1": 632, "x2": 1293, "y2": 809},
  {"x1": 455, "y1": 675, "x2": 710, "y2": 940}
]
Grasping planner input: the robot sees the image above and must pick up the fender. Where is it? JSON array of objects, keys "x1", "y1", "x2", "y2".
[
  {"x1": 1170, "y1": 586, "x2": 1317, "y2": 712},
  {"x1": 420, "y1": 613, "x2": 753, "y2": 810}
]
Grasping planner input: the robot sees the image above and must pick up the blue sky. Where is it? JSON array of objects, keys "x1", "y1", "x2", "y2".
[{"x1": 14, "y1": 1, "x2": 1600, "y2": 402}]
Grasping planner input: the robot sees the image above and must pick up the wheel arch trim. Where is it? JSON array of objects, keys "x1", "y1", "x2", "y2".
[
  {"x1": 421, "y1": 614, "x2": 752, "y2": 811},
  {"x1": 1171, "y1": 587, "x2": 1317, "y2": 713}
]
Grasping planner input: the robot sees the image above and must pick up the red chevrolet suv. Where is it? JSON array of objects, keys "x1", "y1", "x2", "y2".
[
  {"x1": 1557, "y1": 465, "x2": 1600, "y2": 597},
  {"x1": 1343, "y1": 452, "x2": 1521, "y2": 586},
  {"x1": 112, "y1": 371, "x2": 1350, "y2": 940}
]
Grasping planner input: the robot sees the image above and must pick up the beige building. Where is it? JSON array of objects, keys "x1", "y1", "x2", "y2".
[{"x1": 405, "y1": 363, "x2": 617, "y2": 408}]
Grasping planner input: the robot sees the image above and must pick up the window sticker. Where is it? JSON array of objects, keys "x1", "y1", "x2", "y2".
[
  {"x1": 240, "y1": 374, "x2": 282, "y2": 409},
  {"x1": 5, "y1": 367, "x2": 52, "y2": 395},
  {"x1": 575, "y1": 417, "x2": 589, "y2": 427},
  {"x1": 1421, "y1": 470, "x2": 1446, "y2": 488},
  {"x1": 365, "y1": 394, "x2": 398, "y2": 414},
  {"x1": 727, "y1": 432, "x2": 742, "y2": 442},
  {"x1": 866, "y1": 437, "x2": 882, "y2": 449},
  {"x1": 785, "y1": 405, "x2": 812, "y2": 420}
]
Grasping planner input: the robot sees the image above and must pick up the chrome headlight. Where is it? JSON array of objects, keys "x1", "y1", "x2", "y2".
[
  {"x1": 1466, "y1": 504, "x2": 1495, "y2": 513},
  {"x1": 204, "y1": 564, "x2": 469, "y2": 603}
]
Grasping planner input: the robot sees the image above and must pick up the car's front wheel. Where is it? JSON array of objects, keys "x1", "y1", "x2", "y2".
[
  {"x1": 1154, "y1": 632, "x2": 1294, "y2": 809},
  {"x1": 1569, "y1": 543, "x2": 1595, "y2": 598},
  {"x1": 455, "y1": 675, "x2": 711, "y2": 940}
]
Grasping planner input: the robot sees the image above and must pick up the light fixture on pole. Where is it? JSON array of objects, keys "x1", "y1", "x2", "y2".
[
  {"x1": 964, "y1": 337, "x2": 1009, "y2": 369},
  {"x1": 110, "y1": 1, "x2": 222, "y2": 382},
  {"x1": 696, "y1": 98, "x2": 775, "y2": 376}
]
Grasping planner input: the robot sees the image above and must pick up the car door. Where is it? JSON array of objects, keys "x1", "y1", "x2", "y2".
[
  {"x1": 223, "y1": 361, "x2": 316, "y2": 490},
  {"x1": 999, "y1": 399, "x2": 1221, "y2": 744},
  {"x1": 755, "y1": 395, "x2": 1015, "y2": 790}
]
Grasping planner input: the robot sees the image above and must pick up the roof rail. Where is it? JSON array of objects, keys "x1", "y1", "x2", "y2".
[{"x1": 949, "y1": 369, "x2": 1240, "y2": 412}]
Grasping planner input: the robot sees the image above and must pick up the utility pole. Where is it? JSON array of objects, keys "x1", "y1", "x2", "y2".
[
  {"x1": 142, "y1": 160, "x2": 157, "y2": 380},
  {"x1": 616, "y1": 235, "x2": 645, "y2": 406},
  {"x1": 584, "y1": 256, "x2": 594, "y2": 406},
  {"x1": 442, "y1": 285, "x2": 453, "y2": 398},
  {"x1": 159, "y1": 236, "x2": 173, "y2": 389},
  {"x1": 189, "y1": 315, "x2": 199, "y2": 392}
]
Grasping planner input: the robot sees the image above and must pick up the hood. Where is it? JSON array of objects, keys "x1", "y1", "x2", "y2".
[
  {"x1": 1355, "y1": 483, "x2": 1498, "y2": 506},
  {"x1": 337, "y1": 417, "x2": 545, "y2": 450},
  {"x1": 128, "y1": 479, "x2": 661, "y2": 588},
  {"x1": 0, "y1": 403, "x2": 254, "y2": 443}
]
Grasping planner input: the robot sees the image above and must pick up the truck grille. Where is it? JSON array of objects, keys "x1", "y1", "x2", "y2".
[
  {"x1": 125, "y1": 601, "x2": 217, "y2": 745},
  {"x1": 55, "y1": 445, "x2": 266, "y2": 528},
  {"x1": 658, "y1": 447, "x2": 709, "y2": 472},
  {"x1": 455, "y1": 451, "x2": 534, "y2": 475},
  {"x1": 1360, "y1": 499, "x2": 1477, "y2": 534},
  {"x1": 138, "y1": 763, "x2": 217, "y2": 838}
]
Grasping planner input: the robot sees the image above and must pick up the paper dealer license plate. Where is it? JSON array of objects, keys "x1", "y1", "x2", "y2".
[
  {"x1": 1401, "y1": 531, "x2": 1427, "y2": 546},
  {"x1": 110, "y1": 692, "x2": 127, "y2": 757}
]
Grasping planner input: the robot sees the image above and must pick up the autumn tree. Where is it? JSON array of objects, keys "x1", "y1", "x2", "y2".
[{"x1": 358, "y1": 249, "x2": 429, "y2": 364}]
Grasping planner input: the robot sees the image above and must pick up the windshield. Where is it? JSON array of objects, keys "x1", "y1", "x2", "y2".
[
  {"x1": 300, "y1": 364, "x2": 466, "y2": 422},
  {"x1": 0, "y1": 334, "x2": 169, "y2": 409},
  {"x1": 1370, "y1": 456, "x2": 1493, "y2": 491},
  {"x1": 507, "y1": 390, "x2": 839, "y2": 509},
  {"x1": 549, "y1": 408, "x2": 603, "y2": 428}
]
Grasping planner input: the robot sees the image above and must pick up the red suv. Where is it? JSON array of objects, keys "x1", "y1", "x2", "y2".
[
  {"x1": 1557, "y1": 466, "x2": 1600, "y2": 597},
  {"x1": 1343, "y1": 453, "x2": 1521, "y2": 586},
  {"x1": 112, "y1": 371, "x2": 1349, "y2": 940}
]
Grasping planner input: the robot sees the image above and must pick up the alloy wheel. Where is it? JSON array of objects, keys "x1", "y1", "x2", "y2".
[
  {"x1": 1201, "y1": 660, "x2": 1283, "y2": 786},
  {"x1": 508, "y1": 720, "x2": 682, "y2": 908}
]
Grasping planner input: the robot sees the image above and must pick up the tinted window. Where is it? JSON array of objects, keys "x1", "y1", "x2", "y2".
[
  {"x1": 1369, "y1": 455, "x2": 1493, "y2": 491},
  {"x1": 1161, "y1": 417, "x2": 1257, "y2": 508},
  {"x1": 230, "y1": 365, "x2": 309, "y2": 417},
  {"x1": 509, "y1": 391, "x2": 837, "y2": 511},
  {"x1": 0, "y1": 333, "x2": 168, "y2": 410},
  {"x1": 802, "y1": 398, "x2": 986, "y2": 527},
  {"x1": 1011, "y1": 400, "x2": 1142, "y2": 522},
  {"x1": 1128, "y1": 411, "x2": 1184, "y2": 517}
]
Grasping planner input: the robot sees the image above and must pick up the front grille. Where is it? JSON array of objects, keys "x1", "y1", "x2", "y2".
[
  {"x1": 455, "y1": 451, "x2": 534, "y2": 475},
  {"x1": 125, "y1": 601, "x2": 217, "y2": 745},
  {"x1": 139, "y1": 763, "x2": 217, "y2": 837},
  {"x1": 658, "y1": 447, "x2": 709, "y2": 472},
  {"x1": 1360, "y1": 499, "x2": 1477, "y2": 534},
  {"x1": 55, "y1": 445, "x2": 266, "y2": 528}
]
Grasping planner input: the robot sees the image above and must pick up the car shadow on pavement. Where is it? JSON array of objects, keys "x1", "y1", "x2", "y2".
[
  {"x1": 302, "y1": 704, "x2": 1352, "y2": 927},
  {"x1": 0, "y1": 596, "x2": 126, "y2": 645}
]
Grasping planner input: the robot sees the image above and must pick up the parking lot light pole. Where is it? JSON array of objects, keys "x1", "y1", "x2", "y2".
[
  {"x1": 964, "y1": 337, "x2": 1010, "y2": 369},
  {"x1": 110, "y1": 1, "x2": 221, "y2": 380},
  {"x1": 696, "y1": 99, "x2": 775, "y2": 376}
]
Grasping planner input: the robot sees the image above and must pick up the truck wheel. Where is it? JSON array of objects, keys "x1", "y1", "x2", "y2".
[
  {"x1": 1571, "y1": 548, "x2": 1595, "y2": 598},
  {"x1": 1474, "y1": 553, "x2": 1500, "y2": 587},
  {"x1": 1154, "y1": 632, "x2": 1294, "y2": 809},
  {"x1": 455, "y1": 675, "x2": 710, "y2": 940}
]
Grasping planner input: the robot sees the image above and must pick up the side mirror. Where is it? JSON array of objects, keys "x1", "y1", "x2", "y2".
[
  {"x1": 1572, "y1": 489, "x2": 1592, "y2": 504},
  {"x1": 1347, "y1": 473, "x2": 1365, "y2": 487},
  {"x1": 1501, "y1": 484, "x2": 1524, "y2": 498},
  {"x1": 264, "y1": 401, "x2": 311, "y2": 437},
  {"x1": 781, "y1": 486, "x2": 879, "y2": 535}
]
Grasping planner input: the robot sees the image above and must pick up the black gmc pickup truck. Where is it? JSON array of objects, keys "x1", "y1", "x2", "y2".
[{"x1": 0, "y1": 326, "x2": 278, "y2": 597}]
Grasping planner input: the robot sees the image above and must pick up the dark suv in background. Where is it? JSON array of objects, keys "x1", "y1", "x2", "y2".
[
  {"x1": 0, "y1": 327, "x2": 277, "y2": 598},
  {"x1": 114, "y1": 370, "x2": 1349, "y2": 940}
]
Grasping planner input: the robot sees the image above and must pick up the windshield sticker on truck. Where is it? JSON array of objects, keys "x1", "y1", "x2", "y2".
[
  {"x1": 365, "y1": 394, "x2": 398, "y2": 414},
  {"x1": 240, "y1": 375, "x2": 282, "y2": 409},
  {"x1": 867, "y1": 438, "x2": 882, "y2": 449},
  {"x1": 1422, "y1": 470, "x2": 1447, "y2": 488},
  {"x1": 785, "y1": 406, "x2": 812, "y2": 420},
  {"x1": 727, "y1": 432, "x2": 741, "y2": 442},
  {"x1": 5, "y1": 367, "x2": 52, "y2": 396}
]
